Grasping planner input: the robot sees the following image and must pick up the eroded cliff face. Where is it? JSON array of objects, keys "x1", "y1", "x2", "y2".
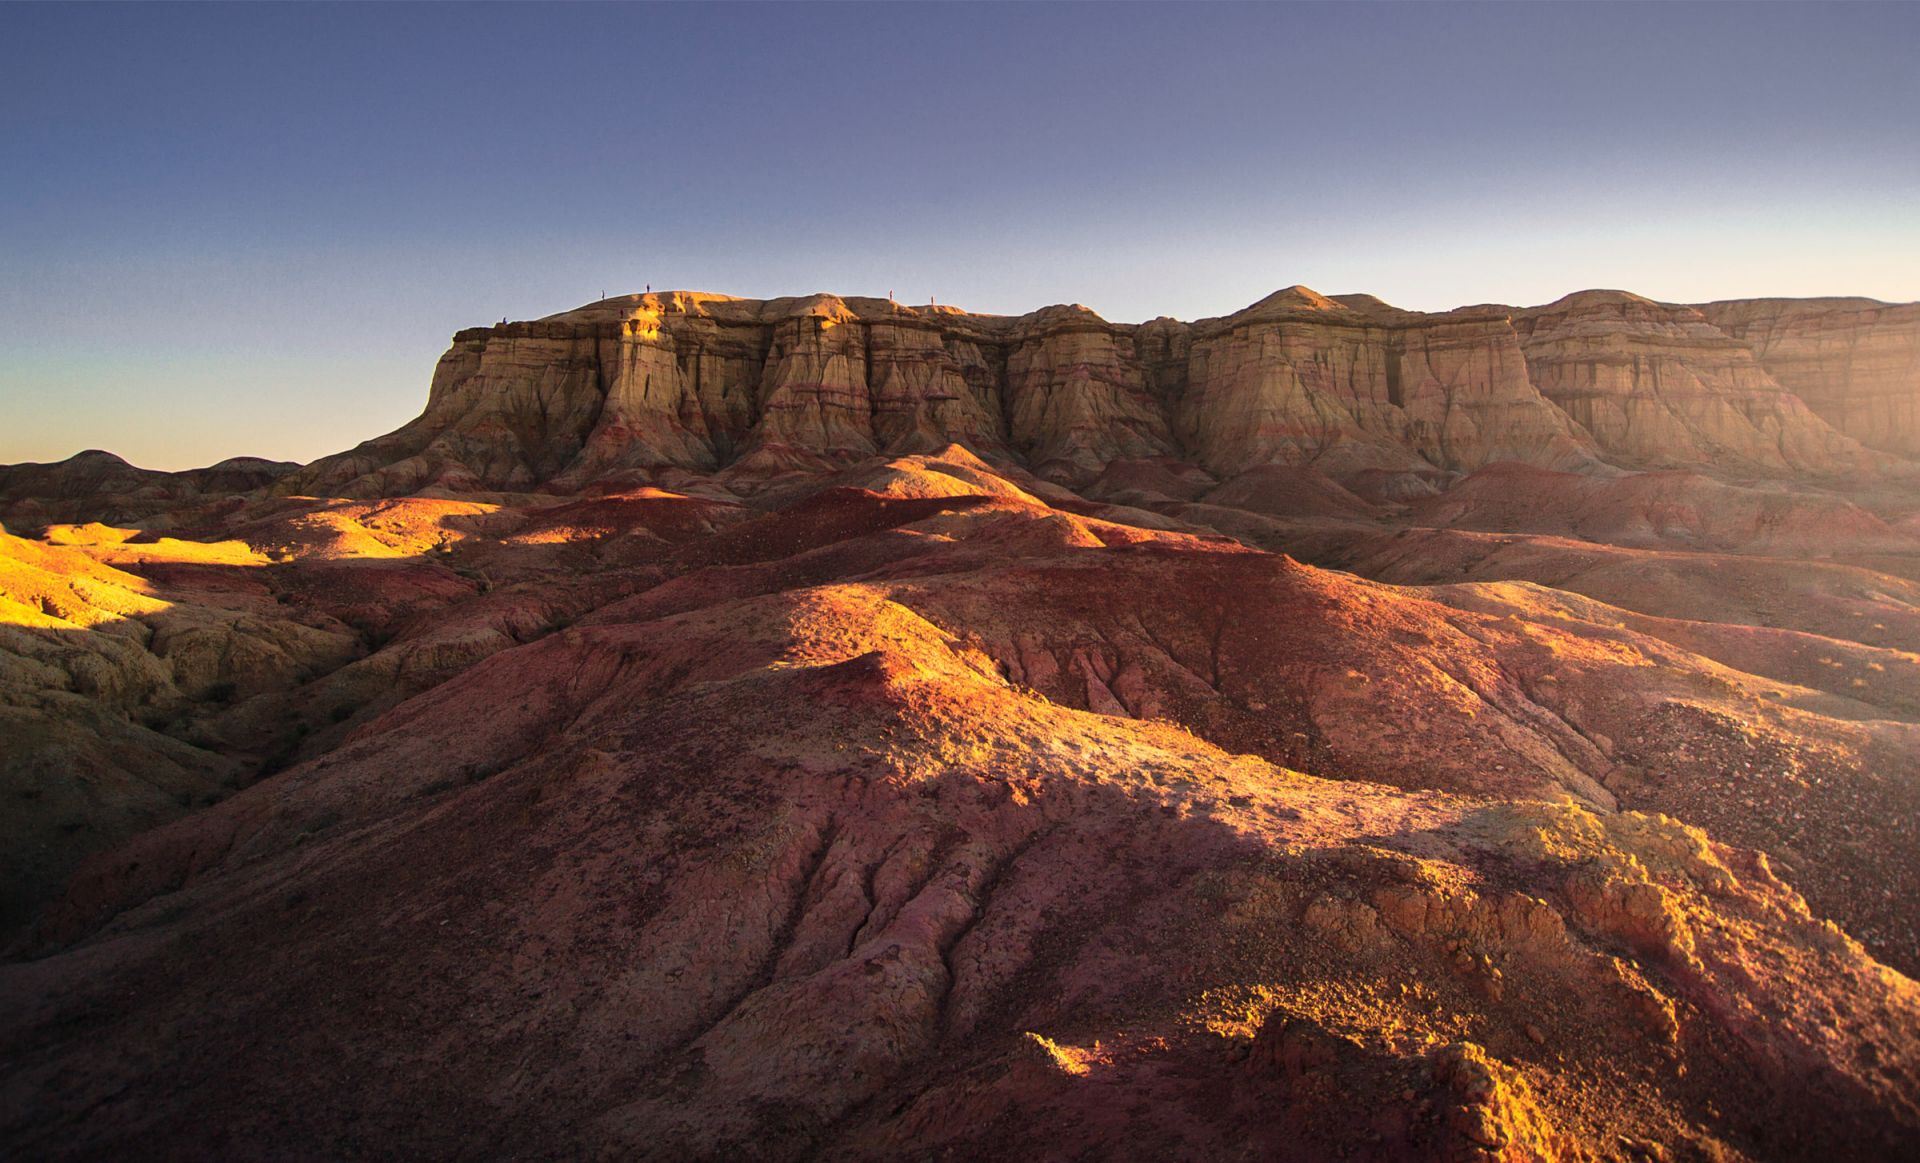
[
  {"x1": 1513, "y1": 291, "x2": 1879, "y2": 474},
  {"x1": 1004, "y1": 305, "x2": 1179, "y2": 478},
  {"x1": 738, "y1": 297, "x2": 1015, "y2": 473},
  {"x1": 286, "y1": 296, "x2": 974, "y2": 493},
  {"x1": 294, "y1": 293, "x2": 765, "y2": 495},
  {"x1": 279, "y1": 286, "x2": 1919, "y2": 498},
  {"x1": 1176, "y1": 288, "x2": 1596, "y2": 479},
  {"x1": 1701, "y1": 297, "x2": 1920, "y2": 458}
]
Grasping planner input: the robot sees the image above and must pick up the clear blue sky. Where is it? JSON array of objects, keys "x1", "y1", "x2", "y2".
[{"x1": 3, "y1": 1, "x2": 1916, "y2": 470}]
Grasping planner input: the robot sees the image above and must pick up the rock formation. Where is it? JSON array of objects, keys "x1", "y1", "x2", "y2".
[
  {"x1": 1175, "y1": 287, "x2": 1596, "y2": 480},
  {"x1": 1513, "y1": 291, "x2": 1879, "y2": 473},
  {"x1": 1701, "y1": 297, "x2": 1920, "y2": 458},
  {"x1": 274, "y1": 285, "x2": 1918, "y2": 504}
]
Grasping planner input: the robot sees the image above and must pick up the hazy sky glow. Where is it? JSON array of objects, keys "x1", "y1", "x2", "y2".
[{"x1": 3, "y1": 1, "x2": 1917, "y2": 469}]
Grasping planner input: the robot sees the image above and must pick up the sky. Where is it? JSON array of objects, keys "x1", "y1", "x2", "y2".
[{"x1": 3, "y1": 2, "x2": 1917, "y2": 471}]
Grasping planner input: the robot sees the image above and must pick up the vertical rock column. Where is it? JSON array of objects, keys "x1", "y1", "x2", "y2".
[
  {"x1": 1003, "y1": 305, "x2": 1179, "y2": 483},
  {"x1": 738, "y1": 296, "x2": 879, "y2": 472}
]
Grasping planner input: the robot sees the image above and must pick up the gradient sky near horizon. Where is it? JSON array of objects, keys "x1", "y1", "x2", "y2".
[{"x1": 3, "y1": 2, "x2": 1917, "y2": 471}]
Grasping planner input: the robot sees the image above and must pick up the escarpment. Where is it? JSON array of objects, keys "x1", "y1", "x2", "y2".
[
  {"x1": 278, "y1": 285, "x2": 1919, "y2": 499},
  {"x1": 1701, "y1": 297, "x2": 1920, "y2": 458},
  {"x1": 1174, "y1": 287, "x2": 1595, "y2": 480},
  {"x1": 1514, "y1": 291, "x2": 1880, "y2": 473}
]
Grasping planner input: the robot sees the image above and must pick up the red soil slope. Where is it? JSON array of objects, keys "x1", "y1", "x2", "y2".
[{"x1": 3, "y1": 451, "x2": 1918, "y2": 1160}]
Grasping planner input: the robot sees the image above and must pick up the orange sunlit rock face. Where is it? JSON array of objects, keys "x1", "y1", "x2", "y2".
[{"x1": 3, "y1": 287, "x2": 1920, "y2": 1160}]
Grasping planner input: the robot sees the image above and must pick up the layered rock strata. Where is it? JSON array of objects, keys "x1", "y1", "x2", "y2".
[
  {"x1": 1174, "y1": 287, "x2": 1595, "y2": 478},
  {"x1": 1701, "y1": 297, "x2": 1920, "y2": 457},
  {"x1": 1514, "y1": 291, "x2": 1877, "y2": 473},
  {"x1": 275, "y1": 286, "x2": 1919, "y2": 499}
]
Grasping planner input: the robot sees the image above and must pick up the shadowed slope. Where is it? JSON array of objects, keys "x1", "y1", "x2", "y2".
[{"x1": 6, "y1": 577, "x2": 1917, "y2": 1161}]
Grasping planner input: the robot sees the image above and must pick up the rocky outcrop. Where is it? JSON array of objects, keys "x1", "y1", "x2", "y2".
[
  {"x1": 291, "y1": 288, "x2": 1577, "y2": 496},
  {"x1": 738, "y1": 296, "x2": 1014, "y2": 473},
  {"x1": 1175, "y1": 287, "x2": 1596, "y2": 479},
  {"x1": 282, "y1": 293, "x2": 1188, "y2": 493},
  {"x1": 269, "y1": 286, "x2": 1918, "y2": 500},
  {"x1": 286, "y1": 294, "x2": 1017, "y2": 492},
  {"x1": 1514, "y1": 291, "x2": 1879, "y2": 473},
  {"x1": 1701, "y1": 297, "x2": 1920, "y2": 457},
  {"x1": 14, "y1": 289, "x2": 1911, "y2": 517},
  {"x1": 1003, "y1": 304, "x2": 1178, "y2": 478}
]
